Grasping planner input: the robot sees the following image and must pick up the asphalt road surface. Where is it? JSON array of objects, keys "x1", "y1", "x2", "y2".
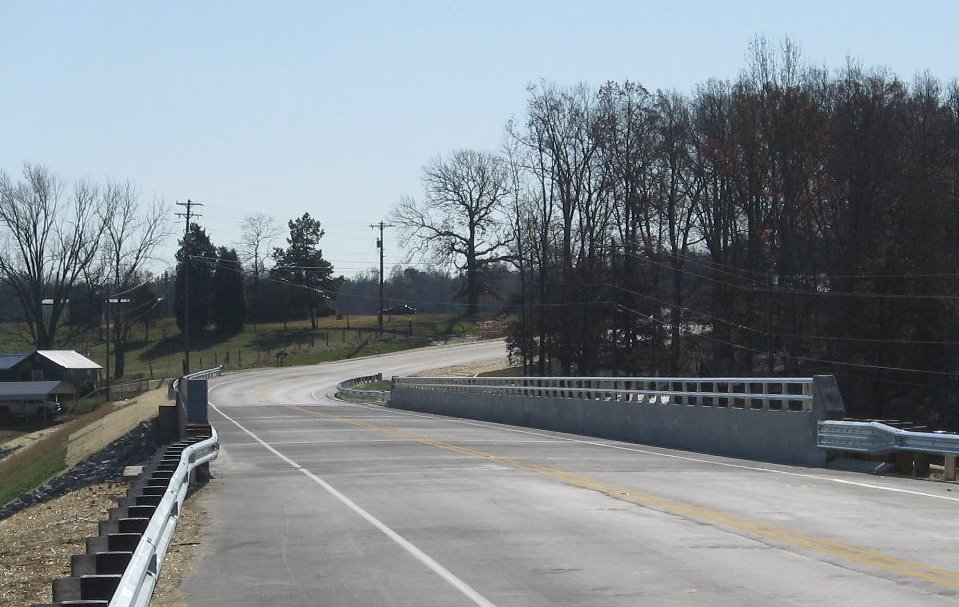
[{"x1": 177, "y1": 340, "x2": 959, "y2": 606}]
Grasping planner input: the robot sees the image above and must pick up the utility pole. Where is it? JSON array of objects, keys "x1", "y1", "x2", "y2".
[
  {"x1": 370, "y1": 221, "x2": 394, "y2": 336},
  {"x1": 175, "y1": 200, "x2": 202, "y2": 374},
  {"x1": 105, "y1": 296, "x2": 110, "y2": 402}
]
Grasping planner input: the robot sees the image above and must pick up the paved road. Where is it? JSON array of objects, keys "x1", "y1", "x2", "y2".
[{"x1": 179, "y1": 340, "x2": 959, "y2": 606}]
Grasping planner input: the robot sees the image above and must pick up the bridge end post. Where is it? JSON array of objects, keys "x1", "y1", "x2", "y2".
[{"x1": 812, "y1": 376, "x2": 846, "y2": 420}]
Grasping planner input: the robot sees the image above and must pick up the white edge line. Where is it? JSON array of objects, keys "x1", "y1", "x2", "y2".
[{"x1": 208, "y1": 380, "x2": 497, "y2": 607}]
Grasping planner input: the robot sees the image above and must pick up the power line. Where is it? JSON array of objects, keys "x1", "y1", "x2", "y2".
[
  {"x1": 621, "y1": 250, "x2": 959, "y2": 301},
  {"x1": 611, "y1": 301, "x2": 959, "y2": 379}
]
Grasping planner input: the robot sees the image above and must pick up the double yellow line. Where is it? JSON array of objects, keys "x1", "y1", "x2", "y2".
[{"x1": 287, "y1": 404, "x2": 959, "y2": 591}]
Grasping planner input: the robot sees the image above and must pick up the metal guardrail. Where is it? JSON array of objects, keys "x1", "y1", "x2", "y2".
[
  {"x1": 337, "y1": 373, "x2": 390, "y2": 403},
  {"x1": 183, "y1": 365, "x2": 224, "y2": 381},
  {"x1": 171, "y1": 366, "x2": 223, "y2": 408},
  {"x1": 109, "y1": 365, "x2": 223, "y2": 607},
  {"x1": 818, "y1": 420, "x2": 959, "y2": 456},
  {"x1": 392, "y1": 376, "x2": 815, "y2": 412},
  {"x1": 109, "y1": 428, "x2": 219, "y2": 607}
]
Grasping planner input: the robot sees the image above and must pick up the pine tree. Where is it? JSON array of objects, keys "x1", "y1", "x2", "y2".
[
  {"x1": 213, "y1": 247, "x2": 247, "y2": 333},
  {"x1": 270, "y1": 213, "x2": 342, "y2": 329},
  {"x1": 174, "y1": 223, "x2": 216, "y2": 334}
]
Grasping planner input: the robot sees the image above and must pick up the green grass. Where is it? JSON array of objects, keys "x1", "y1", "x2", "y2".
[
  {"x1": 0, "y1": 426, "x2": 68, "y2": 506},
  {"x1": 0, "y1": 312, "x2": 493, "y2": 380},
  {"x1": 354, "y1": 380, "x2": 392, "y2": 391},
  {"x1": 0, "y1": 397, "x2": 132, "y2": 507}
]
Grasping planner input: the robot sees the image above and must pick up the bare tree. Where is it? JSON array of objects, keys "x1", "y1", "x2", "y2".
[
  {"x1": 393, "y1": 150, "x2": 511, "y2": 314},
  {"x1": 651, "y1": 90, "x2": 699, "y2": 374},
  {"x1": 595, "y1": 81, "x2": 658, "y2": 373},
  {"x1": 522, "y1": 82, "x2": 611, "y2": 374},
  {"x1": 240, "y1": 213, "x2": 280, "y2": 330},
  {"x1": 0, "y1": 164, "x2": 106, "y2": 348},
  {"x1": 100, "y1": 180, "x2": 170, "y2": 378}
]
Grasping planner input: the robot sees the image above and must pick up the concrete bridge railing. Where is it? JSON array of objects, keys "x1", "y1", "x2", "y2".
[{"x1": 390, "y1": 375, "x2": 846, "y2": 466}]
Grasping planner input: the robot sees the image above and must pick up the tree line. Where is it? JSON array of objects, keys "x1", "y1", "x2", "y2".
[
  {"x1": 174, "y1": 212, "x2": 341, "y2": 335},
  {"x1": 0, "y1": 165, "x2": 341, "y2": 379},
  {"x1": 394, "y1": 38, "x2": 959, "y2": 427}
]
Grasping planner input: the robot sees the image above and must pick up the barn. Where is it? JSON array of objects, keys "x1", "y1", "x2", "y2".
[{"x1": 33, "y1": 350, "x2": 102, "y2": 394}]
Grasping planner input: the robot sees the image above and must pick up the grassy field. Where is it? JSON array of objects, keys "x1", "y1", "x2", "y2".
[{"x1": 0, "y1": 312, "x2": 486, "y2": 381}]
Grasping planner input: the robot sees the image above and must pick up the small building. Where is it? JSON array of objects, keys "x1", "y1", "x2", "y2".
[
  {"x1": 0, "y1": 353, "x2": 35, "y2": 382},
  {"x1": 41, "y1": 298, "x2": 69, "y2": 325},
  {"x1": 34, "y1": 350, "x2": 102, "y2": 394},
  {"x1": 0, "y1": 380, "x2": 75, "y2": 402},
  {"x1": 0, "y1": 381, "x2": 75, "y2": 419}
]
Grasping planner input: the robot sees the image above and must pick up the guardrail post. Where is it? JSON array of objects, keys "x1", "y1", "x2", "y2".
[
  {"x1": 946, "y1": 455, "x2": 957, "y2": 481},
  {"x1": 896, "y1": 452, "x2": 915, "y2": 476}
]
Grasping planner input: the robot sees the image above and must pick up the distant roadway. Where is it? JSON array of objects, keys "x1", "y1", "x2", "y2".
[{"x1": 176, "y1": 340, "x2": 959, "y2": 606}]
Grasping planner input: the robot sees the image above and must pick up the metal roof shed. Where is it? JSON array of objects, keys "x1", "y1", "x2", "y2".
[
  {"x1": 36, "y1": 351, "x2": 102, "y2": 370},
  {"x1": 0, "y1": 381, "x2": 74, "y2": 401},
  {"x1": 34, "y1": 350, "x2": 101, "y2": 393}
]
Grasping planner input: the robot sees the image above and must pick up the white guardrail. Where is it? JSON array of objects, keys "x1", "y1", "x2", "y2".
[
  {"x1": 109, "y1": 429, "x2": 219, "y2": 607},
  {"x1": 110, "y1": 365, "x2": 222, "y2": 607},
  {"x1": 182, "y1": 365, "x2": 224, "y2": 381},
  {"x1": 392, "y1": 376, "x2": 815, "y2": 411}
]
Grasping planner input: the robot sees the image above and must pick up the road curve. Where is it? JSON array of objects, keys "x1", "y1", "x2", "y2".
[{"x1": 176, "y1": 340, "x2": 959, "y2": 606}]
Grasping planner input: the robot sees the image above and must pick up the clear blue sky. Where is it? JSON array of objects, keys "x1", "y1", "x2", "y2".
[{"x1": 2, "y1": 1, "x2": 957, "y2": 277}]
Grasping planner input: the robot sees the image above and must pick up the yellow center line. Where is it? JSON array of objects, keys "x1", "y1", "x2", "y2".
[{"x1": 286, "y1": 404, "x2": 959, "y2": 590}]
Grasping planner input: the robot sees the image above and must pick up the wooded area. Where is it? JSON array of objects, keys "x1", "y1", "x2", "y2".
[{"x1": 399, "y1": 39, "x2": 959, "y2": 427}]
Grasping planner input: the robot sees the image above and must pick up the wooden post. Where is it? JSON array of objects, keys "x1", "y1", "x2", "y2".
[{"x1": 946, "y1": 455, "x2": 957, "y2": 482}]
